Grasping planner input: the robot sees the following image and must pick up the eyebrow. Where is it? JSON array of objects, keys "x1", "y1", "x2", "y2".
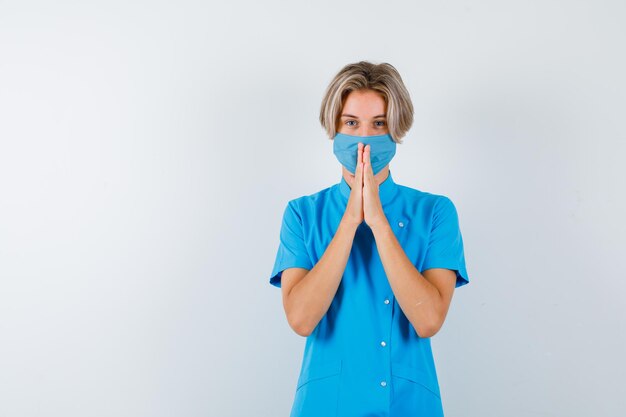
[{"x1": 341, "y1": 114, "x2": 386, "y2": 119}]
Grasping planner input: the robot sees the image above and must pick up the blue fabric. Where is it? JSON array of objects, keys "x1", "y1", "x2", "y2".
[
  {"x1": 332, "y1": 132, "x2": 397, "y2": 175},
  {"x1": 269, "y1": 170, "x2": 469, "y2": 417}
]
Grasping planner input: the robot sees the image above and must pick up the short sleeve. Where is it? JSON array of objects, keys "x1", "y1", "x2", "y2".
[
  {"x1": 269, "y1": 200, "x2": 313, "y2": 288},
  {"x1": 421, "y1": 196, "x2": 470, "y2": 288}
]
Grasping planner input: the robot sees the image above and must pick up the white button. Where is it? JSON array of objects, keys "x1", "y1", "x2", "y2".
[
  {"x1": 384, "y1": 299, "x2": 390, "y2": 304},
  {"x1": 381, "y1": 341, "x2": 386, "y2": 347},
  {"x1": 398, "y1": 221, "x2": 404, "y2": 227},
  {"x1": 380, "y1": 381, "x2": 387, "y2": 387}
]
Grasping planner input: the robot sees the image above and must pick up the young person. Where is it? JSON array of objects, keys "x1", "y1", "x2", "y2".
[{"x1": 269, "y1": 60, "x2": 470, "y2": 417}]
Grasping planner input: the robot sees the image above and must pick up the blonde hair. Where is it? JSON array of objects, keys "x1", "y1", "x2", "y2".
[{"x1": 319, "y1": 61, "x2": 414, "y2": 144}]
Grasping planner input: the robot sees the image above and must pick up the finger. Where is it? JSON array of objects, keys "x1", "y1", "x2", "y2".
[
  {"x1": 357, "y1": 143, "x2": 364, "y2": 219},
  {"x1": 363, "y1": 144, "x2": 372, "y2": 186},
  {"x1": 356, "y1": 142, "x2": 363, "y2": 192}
]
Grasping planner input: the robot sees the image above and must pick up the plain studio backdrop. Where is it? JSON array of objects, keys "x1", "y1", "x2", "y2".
[{"x1": 1, "y1": 1, "x2": 625, "y2": 416}]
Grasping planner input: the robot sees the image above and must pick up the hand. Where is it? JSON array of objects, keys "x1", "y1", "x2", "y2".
[
  {"x1": 362, "y1": 144, "x2": 388, "y2": 230},
  {"x1": 342, "y1": 143, "x2": 365, "y2": 228}
]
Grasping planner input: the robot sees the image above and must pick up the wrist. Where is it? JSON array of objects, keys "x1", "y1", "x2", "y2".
[
  {"x1": 339, "y1": 217, "x2": 361, "y2": 233},
  {"x1": 369, "y1": 219, "x2": 392, "y2": 235}
]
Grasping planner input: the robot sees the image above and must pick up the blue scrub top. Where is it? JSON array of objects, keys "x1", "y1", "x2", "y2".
[{"x1": 269, "y1": 169, "x2": 469, "y2": 417}]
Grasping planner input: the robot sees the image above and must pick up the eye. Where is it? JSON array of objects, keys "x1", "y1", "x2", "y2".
[
  {"x1": 375, "y1": 120, "x2": 386, "y2": 127},
  {"x1": 345, "y1": 120, "x2": 357, "y2": 126}
]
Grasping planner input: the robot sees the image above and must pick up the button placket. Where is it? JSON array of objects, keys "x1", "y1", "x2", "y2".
[{"x1": 380, "y1": 295, "x2": 393, "y2": 390}]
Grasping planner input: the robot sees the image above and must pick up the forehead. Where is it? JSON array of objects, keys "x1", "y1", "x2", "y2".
[{"x1": 341, "y1": 90, "x2": 386, "y2": 116}]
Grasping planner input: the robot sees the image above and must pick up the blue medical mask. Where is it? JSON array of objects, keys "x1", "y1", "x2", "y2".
[{"x1": 333, "y1": 132, "x2": 396, "y2": 175}]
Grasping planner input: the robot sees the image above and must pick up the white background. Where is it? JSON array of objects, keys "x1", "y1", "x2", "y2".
[{"x1": 1, "y1": 1, "x2": 625, "y2": 416}]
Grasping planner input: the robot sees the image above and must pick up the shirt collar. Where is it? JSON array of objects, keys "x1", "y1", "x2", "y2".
[{"x1": 338, "y1": 169, "x2": 399, "y2": 206}]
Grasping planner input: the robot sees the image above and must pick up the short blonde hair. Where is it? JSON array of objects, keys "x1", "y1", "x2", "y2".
[{"x1": 319, "y1": 61, "x2": 414, "y2": 144}]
